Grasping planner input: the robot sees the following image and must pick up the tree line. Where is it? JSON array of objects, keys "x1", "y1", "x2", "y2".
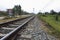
[
  {"x1": 0, "y1": 5, "x2": 30, "y2": 17},
  {"x1": 38, "y1": 10, "x2": 60, "y2": 21},
  {"x1": 12, "y1": 5, "x2": 30, "y2": 16},
  {"x1": 38, "y1": 10, "x2": 60, "y2": 15}
]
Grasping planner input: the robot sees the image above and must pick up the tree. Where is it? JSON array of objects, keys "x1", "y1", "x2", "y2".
[
  {"x1": 58, "y1": 12, "x2": 60, "y2": 15},
  {"x1": 0, "y1": 11, "x2": 8, "y2": 16},
  {"x1": 13, "y1": 5, "x2": 21, "y2": 15},
  {"x1": 45, "y1": 12, "x2": 49, "y2": 15},
  {"x1": 50, "y1": 10, "x2": 59, "y2": 21},
  {"x1": 50, "y1": 10, "x2": 57, "y2": 15},
  {"x1": 55, "y1": 15, "x2": 58, "y2": 21},
  {"x1": 18, "y1": 5, "x2": 21, "y2": 15},
  {"x1": 38, "y1": 12, "x2": 42, "y2": 14}
]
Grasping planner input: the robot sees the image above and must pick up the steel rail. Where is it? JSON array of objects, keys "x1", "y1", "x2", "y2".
[{"x1": 0, "y1": 16, "x2": 34, "y2": 40}]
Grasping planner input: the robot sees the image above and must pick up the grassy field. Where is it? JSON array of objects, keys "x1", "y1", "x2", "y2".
[
  {"x1": 38, "y1": 14, "x2": 60, "y2": 37},
  {"x1": 0, "y1": 15, "x2": 29, "y2": 23}
]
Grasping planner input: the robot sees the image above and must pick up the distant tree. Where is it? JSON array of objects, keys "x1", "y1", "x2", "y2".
[
  {"x1": 38, "y1": 12, "x2": 42, "y2": 14},
  {"x1": 45, "y1": 12, "x2": 49, "y2": 15},
  {"x1": 0, "y1": 11, "x2": 8, "y2": 16},
  {"x1": 55, "y1": 14, "x2": 58, "y2": 21},
  {"x1": 50, "y1": 10, "x2": 59, "y2": 21},
  {"x1": 50, "y1": 10, "x2": 57, "y2": 15},
  {"x1": 13, "y1": 5, "x2": 21, "y2": 15},
  {"x1": 18, "y1": 5, "x2": 21, "y2": 15},
  {"x1": 58, "y1": 12, "x2": 60, "y2": 15}
]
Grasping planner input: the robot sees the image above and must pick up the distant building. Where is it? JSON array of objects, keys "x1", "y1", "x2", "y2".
[{"x1": 7, "y1": 9, "x2": 13, "y2": 17}]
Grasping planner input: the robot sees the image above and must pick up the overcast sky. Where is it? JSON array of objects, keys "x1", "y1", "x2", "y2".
[{"x1": 0, "y1": 0, "x2": 60, "y2": 13}]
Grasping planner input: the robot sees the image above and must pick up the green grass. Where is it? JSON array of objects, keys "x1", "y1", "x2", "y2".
[{"x1": 38, "y1": 14, "x2": 60, "y2": 32}]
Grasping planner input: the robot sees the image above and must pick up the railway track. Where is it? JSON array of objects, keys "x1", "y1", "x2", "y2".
[
  {"x1": 0, "y1": 16, "x2": 56, "y2": 40},
  {"x1": 0, "y1": 16, "x2": 34, "y2": 40},
  {"x1": 16, "y1": 16, "x2": 56, "y2": 40}
]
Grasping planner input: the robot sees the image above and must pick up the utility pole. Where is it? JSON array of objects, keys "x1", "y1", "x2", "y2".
[{"x1": 33, "y1": 8, "x2": 35, "y2": 13}]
